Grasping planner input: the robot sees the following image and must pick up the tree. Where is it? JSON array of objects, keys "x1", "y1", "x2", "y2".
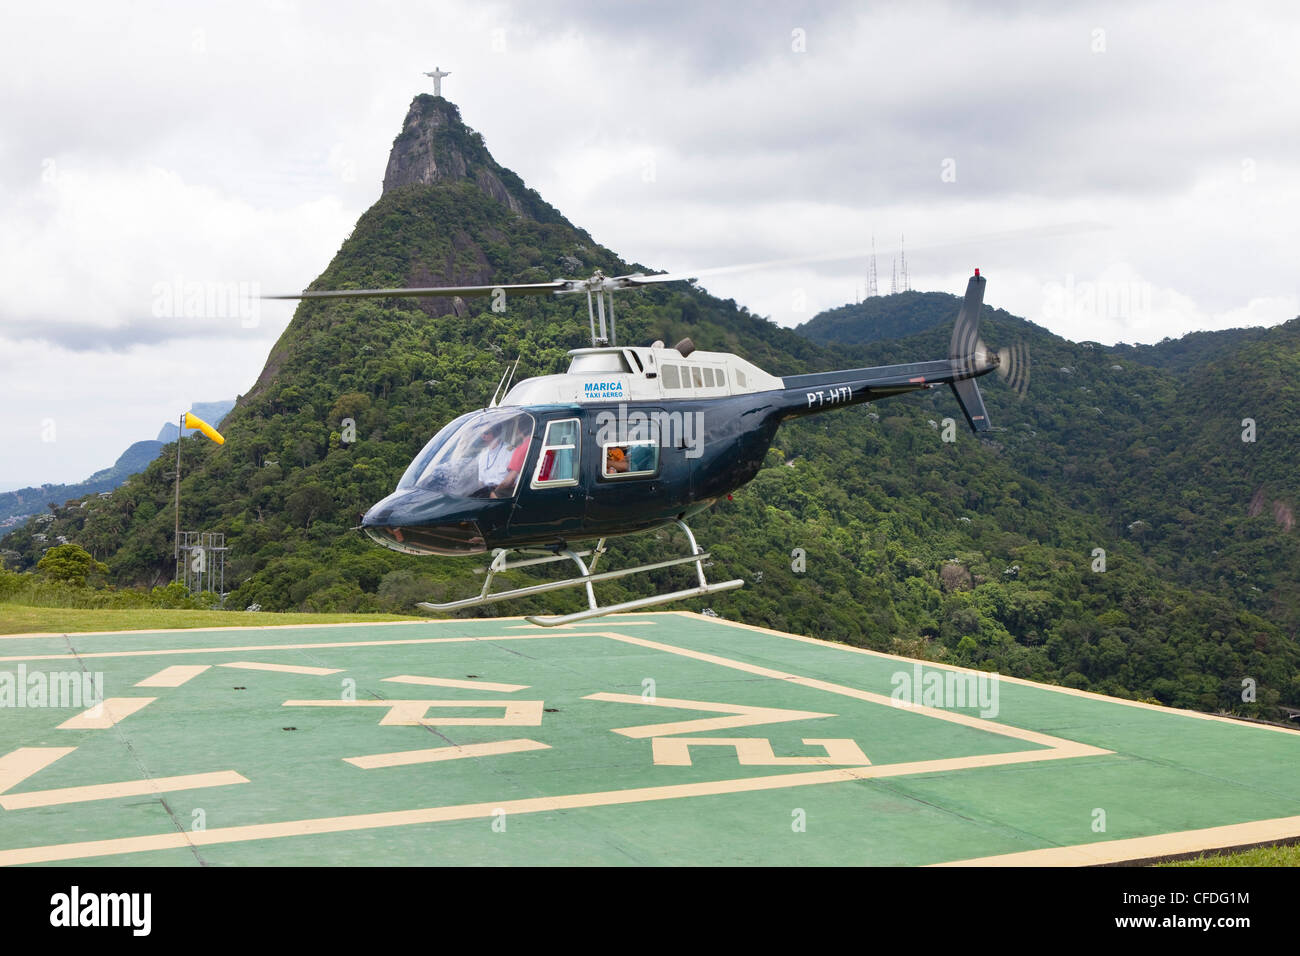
[
  {"x1": 286, "y1": 485, "x2": 334, "y2": 528},
  {"x1": 37, "y1": 544, "x2": 108, "y2": 586}
]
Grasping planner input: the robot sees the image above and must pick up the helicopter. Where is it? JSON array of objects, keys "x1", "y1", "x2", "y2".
[{"x1": 272, "y1": 264, "x2": 1027, "y2": 626}]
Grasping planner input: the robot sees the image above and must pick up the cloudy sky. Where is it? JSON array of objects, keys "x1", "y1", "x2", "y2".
[{"x1": 2, "y1": 0, "x2": 1297, "y2": 489}]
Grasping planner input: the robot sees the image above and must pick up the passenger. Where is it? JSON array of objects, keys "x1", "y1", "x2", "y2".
[
  {"x1": 606, "y1": 444, "x2": 655, "y2": 475},
  {"x1": 627, "y1": 443, "x2": 656, "y2": 472},
  {"x1": 491, "y1": 419, "x2": 531, "y2": 498}
]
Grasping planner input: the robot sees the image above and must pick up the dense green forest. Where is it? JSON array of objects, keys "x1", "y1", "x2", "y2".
[{"x1": 4, "y1": 95, "x2": 1297, "y2": 720}]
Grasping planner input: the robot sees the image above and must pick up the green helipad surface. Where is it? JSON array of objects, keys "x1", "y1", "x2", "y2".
[{"x1": 2, "y1": 611, "x2": 1299, "y2": 866}]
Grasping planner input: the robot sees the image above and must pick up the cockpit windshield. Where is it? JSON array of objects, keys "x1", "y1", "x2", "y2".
[{"x1": 397, "y1": 409, "x2": 536, "y2": 499}]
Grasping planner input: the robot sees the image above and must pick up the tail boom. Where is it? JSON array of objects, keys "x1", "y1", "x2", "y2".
[{"x1": 777, "y1": 270, "x2": 997, "y2": 431}]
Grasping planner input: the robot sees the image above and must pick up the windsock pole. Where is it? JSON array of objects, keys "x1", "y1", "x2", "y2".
[
  {"x1": 174, "y1": 414, "x2": 182, "y2": 577},
  {"x1": 171, "y1": 412, "x2": 224, "y2": 583}
]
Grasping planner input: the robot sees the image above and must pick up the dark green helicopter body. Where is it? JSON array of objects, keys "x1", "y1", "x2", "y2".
[
  {"x1": 274, "y1": 270, "x2": 1017, "y2": 624},
  {"x1": 362, "y1": 273, "x2": 999, "y2": 556}
]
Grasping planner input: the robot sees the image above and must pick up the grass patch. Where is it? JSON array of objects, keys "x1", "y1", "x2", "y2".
[
  {"x1": 1156, "y1": 841, "x2": 1300, "y2": 867},
  {"x1": 0, "y1": 603, "x2": 423, "y2": 634}
]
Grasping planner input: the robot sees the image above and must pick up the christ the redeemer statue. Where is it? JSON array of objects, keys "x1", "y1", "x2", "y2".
[{"x1": 424, "y1": 67, "x2": 451, "y2": 97}]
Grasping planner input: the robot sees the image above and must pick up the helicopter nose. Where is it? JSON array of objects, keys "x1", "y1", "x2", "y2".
[{"x1": 361, "y1": 489, "x2": 487, "y2": 556}]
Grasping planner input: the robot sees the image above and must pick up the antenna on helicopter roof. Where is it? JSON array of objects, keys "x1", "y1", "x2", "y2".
[{"x1": 488, "y1": 357, "x2": 520, "y2": 408}]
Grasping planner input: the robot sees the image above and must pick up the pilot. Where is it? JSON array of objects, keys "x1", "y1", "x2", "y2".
[{"x1": 476, "y1": 423, "x2": 512, "y2": 494}]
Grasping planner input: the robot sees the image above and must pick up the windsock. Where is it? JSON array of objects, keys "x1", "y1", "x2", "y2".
[{"x1": 184, "y1": 411, "x2": 225, "y2": 445}]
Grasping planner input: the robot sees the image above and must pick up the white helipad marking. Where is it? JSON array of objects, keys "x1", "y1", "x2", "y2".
[
  {"x1": 1, "y1": 770, "x2": 249, "y2": 810},
  {"x1": 0, "y1": 747, "x2": 76, "y2": 794},
  {"x1": 344, "y1": 739, "x2": 550, "y2": 769},
  {"x1": 136, "y1": 665, "x2": 210, "y2": 687},
  {"x1": 57, "y1": 697, "x2": 155, "y2": 730},
  {"x1": 383, "y1": 675, "x2": 527, "y2": 693},
  {"x1": 220, "y1": 661, "x2": 342, "y2": 676}
]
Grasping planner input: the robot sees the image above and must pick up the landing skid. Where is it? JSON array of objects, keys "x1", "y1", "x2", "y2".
[{"x1": 416, "y1": 520, "x2": 744, "y2": 627}]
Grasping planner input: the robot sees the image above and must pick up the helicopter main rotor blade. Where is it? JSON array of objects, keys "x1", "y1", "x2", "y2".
[
  {"x1": 263, "y1": 280, "x2": 573, "y2": 301},
  {"x1": 639, "y1": 221, "x2": 1109, "y2": 285},
  {"x1": 265, "y1": 221, "x2": 1104, "y2": 303},
  {"x1": 612, "y1": 273, "x2": 698, "y2": 288}
]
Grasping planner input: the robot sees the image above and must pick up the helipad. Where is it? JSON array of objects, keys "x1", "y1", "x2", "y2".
[{"x1": 2, "y1": 612, "x2": 1298, "y2": 866}]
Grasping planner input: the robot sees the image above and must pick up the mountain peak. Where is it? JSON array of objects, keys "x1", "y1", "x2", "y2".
[{"x1": 381, "y1": 94, "x2": 533, "y2": 217}]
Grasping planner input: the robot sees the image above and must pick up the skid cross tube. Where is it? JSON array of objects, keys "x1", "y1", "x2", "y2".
[{"x1": 416, "y1": 522, "x2": 742, "y2": 624}]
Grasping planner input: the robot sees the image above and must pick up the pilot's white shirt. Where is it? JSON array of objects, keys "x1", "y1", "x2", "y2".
[{"x1": 478, "y1": 441, "x2": 511, "y2": 485}]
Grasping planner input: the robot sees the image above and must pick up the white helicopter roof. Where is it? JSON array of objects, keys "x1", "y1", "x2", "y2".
[{"x1": 499, "y1": 345, "x2": 784, "y2": 406}]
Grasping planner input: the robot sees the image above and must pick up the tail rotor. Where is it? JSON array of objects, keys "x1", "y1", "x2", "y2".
[
  {"x1": 949, "y1": 269, "x2": 1030, "y2": 399},
  {"x1": 997, "y1": 342, "x2": 1031, "y2": 398}
]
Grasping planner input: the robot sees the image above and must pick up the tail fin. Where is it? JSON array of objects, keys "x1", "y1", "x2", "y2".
[{"x1": 948, "y1": 271, "x2": 992, "y2": 432}]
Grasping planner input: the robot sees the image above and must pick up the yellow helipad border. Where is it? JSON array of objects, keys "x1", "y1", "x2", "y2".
[
  {"x1": 934, "y1": 815, "x2": 1300, "y2": 866},
  {"x1": 690, "y1": 612, "x2": 1300, "y2": 736},
  {"x1": 0, "y1": 630, "x2": 571, "y2": 664}
]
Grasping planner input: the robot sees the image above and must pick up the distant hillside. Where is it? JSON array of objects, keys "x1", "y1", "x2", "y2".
[
  {"x1": 0, "y1": 440, "x2": 163, "y2": 524},
  {"x1": 797, "y1": 293, "x2": 1276, "y2": 377},
  {"x1": 0, "y1": 400, "x2": 233, "y2": 527},
  {"x1": 793, "y1": 304, "x2": 1300, "y2": 639},
  {"x1": 1107, "y1": 327, "x2": 1275, "y2": 374},
  {"x1": 793, "y1": 291, "x2": 959, "y2": 347}
]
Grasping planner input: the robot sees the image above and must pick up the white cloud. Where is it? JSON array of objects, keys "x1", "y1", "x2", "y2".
[
  {"x1": 0, "y1": 336, "x2": 273, "y2": 488},
  {"x1": 0, "y1": 0, "x2": 1298, "y2": 487}
]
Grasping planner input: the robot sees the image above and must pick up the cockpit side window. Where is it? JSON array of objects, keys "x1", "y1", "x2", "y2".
[
  {"x1": 397, "y1": 413, "x2": 473, "y2": 490},
  {"x1": 532, "y1": 418, "x2": 580, "y2": 488},
  {"x1": 401, "y1": 410, "x2": 535, "y2": 498}
]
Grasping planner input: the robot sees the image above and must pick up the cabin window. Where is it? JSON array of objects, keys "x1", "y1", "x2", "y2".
[
  {"x1": 602, "y1": 441, "x2": 658, "y2": 479},
  {"x1": 531, "y1": 418, "x2": 580, "y2": 488},
  {"x1": 735, "y1": 369, "x2": 746, "y2": 388},
  {"x1": 691, "y1": 366, "x2": 704, "y2": 388},
  {"x1": 662, "y1": 364, "x2": 680, "y2": 389},
  {"x1": 600, "y1": 415, "x2": 658, "y2": 479}
]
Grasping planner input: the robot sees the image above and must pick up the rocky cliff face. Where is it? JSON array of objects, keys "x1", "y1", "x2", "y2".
[{"x1": 381, "y1": 95, "x2": 526, "y2": 217}]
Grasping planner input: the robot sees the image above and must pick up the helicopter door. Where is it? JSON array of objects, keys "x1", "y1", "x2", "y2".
[
  {"x1": 506, "y1": 416, "x2": 585, "y2": 538},
  {"x1": 584, "y1": 406, "x2": 690, "y2": 531}
]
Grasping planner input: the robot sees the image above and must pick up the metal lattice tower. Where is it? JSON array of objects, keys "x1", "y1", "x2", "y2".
[
  {"x1": 867, "y1": 235, "x2": 878, "y2": 296},
  {"x1": 176, "y1": 531, "x2": 228, "y2": 599}
]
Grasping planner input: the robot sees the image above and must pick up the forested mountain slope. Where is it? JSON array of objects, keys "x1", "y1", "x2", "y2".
[{"x1": 5, "y1": 95, "x2": 1296, "y2": 717}]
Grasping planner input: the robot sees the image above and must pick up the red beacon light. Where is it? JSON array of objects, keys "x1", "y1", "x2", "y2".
[{"x1": 974, "y1": 268, "x2": 980, "y2": 277}]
